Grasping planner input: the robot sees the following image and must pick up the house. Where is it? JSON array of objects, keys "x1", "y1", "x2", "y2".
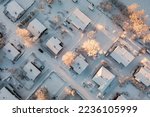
[
  {"x1": 3, "y1": 43, "x2": 21, "y2": 61},
  {"x1": 4, "y1": 0, "x2": 35, "y2": 22},
  {"x1": 4, "y1": 0, "x2": 25, "y2": 22},
  {"x1": 92, "y1": 66, "x2": 115, "y2": 95},
  {"x1": 0, "y1": 87, "x2": 18, "y2": 100},
  {"x1": 110, "y1": 46, "x2": 135, "y2": 67},
  {"x1": 46, "y1": 37, "x2": 63, "y2": 55},
  {"x1": 71, "y1": 54, "x2": 88, "y2": 74},
  {"x1": 23, "y1": 61, "x2": 41, "y2": 81},
  {"x1": 135, "y1": 66, "x2": 150, "y2": 87},
  {"x1": 27, "y1": 18, "x2": 47, "y2": 41},
  {"x1": 116, "y1": 95, "x2": 126, "y2": 100},
  {"x1": 67, "y1": 8, "x2": 91, "y2": 31}
]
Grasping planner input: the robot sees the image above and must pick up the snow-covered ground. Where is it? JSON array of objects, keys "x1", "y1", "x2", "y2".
[{"x1": 0, "y1": 0, "x2": 150, "y2": 100}]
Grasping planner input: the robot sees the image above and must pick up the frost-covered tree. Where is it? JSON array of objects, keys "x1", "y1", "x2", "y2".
[
  {"x1": 16, "y1": 28, "x2": 33, "y2": 47},
  {"x1": 64, "y1": 87, "x2": 76, "y2": 96},
  {"x1": 82, "y1": 39, "x2": 100, "y2": 57},
  {"x1": 122, "y1": 4, "x2": 150, "y2": 43},
  {"x1": 143, "y1": 33, "x2": 150, "y2": 43},
  {"x1": 127, "y1": 3, "x2": 139, "y2": 13},
  {"x1": 16, "y1": 28, "x2": 30, "y2": 37},
  {"x1": 87, "y1": 31, "x2": 96, "y2": 39},
  {"x1": 96, "y1": 24, "x2": 105, "y2": 31},
  {"x1": 53, "y1": 15, "x2": 61, "y2": 24},
  {"x1": 35, "y1": 87, "x2": 49, "y2": 100},
  {"x1": 62, "y1": 51, "x2": 76, "y2": 67},
  {"x1": 126, "y1": 4, "x2": 149, "y2": 37},
  {"x1": 129, "y1": 10, "x2": 150, "y2": 39}
]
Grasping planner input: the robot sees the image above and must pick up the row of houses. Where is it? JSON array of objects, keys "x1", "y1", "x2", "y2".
[
  {"x1": 4, "y1": 0, "x2": 35, "y2": 22},
  {"x1": 92, "y1": 45, "x2": 150, "y2": 97},
  {"x1": 4, "y1": 0, "x2": 91, "y2": 32},
  {"x1": 2, "y1": 38, "x2": 149, "y2": 99},
  {"x1": 2, "y1": 39, "x2": 149, "y2": 99}
]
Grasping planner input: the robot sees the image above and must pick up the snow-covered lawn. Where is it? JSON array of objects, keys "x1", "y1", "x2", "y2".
[{"x1": 0, "y1": 0, "x2": 150, "y2": 100}]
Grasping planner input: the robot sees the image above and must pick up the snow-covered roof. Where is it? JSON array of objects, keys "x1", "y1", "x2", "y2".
[
  {"x1": 93, "y1": 66, "x2": 115, "y2": 94},
  {"x1": 0, "y1": 87, "x2": 18, "y2": 100},
  {"x1": 68, "y1": 8, "x2": 91, "y2": 31},
  {"x1": 117, "y1": 95, "x2": 126, "y2": 100},
  {"x1": 46, "y1": 37, "x2": 63, "y2": 55},
  {"x1": 5, "y1": 0, "x2": 25, "y2": 20},
  {"x1": 27, "y1": 18, "x2": 46, "y2": 39},
  {"x1": 3, "y1": 43, "x2": 20, "y2": 61},
  {"x1": 110, "y1": 46, "x2": 135, "y2": 67},
  {"x1": 135, "y1": 66, "x2": 150, "y2": 87},
  {"x1": 71, "y1": 54, "x2": 88, "y2": 74},
  {"x1": 23, "y1": 62, "x2": 41, "y2": 81},
  {"x1": 15, "y1": 0, "x2": 35, "y2": 9}
]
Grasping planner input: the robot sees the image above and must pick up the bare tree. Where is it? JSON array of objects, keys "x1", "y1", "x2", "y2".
[
  {"x1": 100, "y1": 1, "x2": 113, "y2": 12},
  {"x1": 112, "y1": 14, "x2": 125, "y2": 27}
]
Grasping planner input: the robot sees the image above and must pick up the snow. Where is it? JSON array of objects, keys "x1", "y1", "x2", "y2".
[
  {"x1": 0, "y1": 0, "x2": 150, "y2": 100},
  {"x1": 110, "y1": 83, "x2": 149, "y2": 100},
  {"x1": 40, "y1": 72, "x2": 65, "y2": 96},
  {"x1": 16, "y1": 0, "x2": 35, "y2": 10}
]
